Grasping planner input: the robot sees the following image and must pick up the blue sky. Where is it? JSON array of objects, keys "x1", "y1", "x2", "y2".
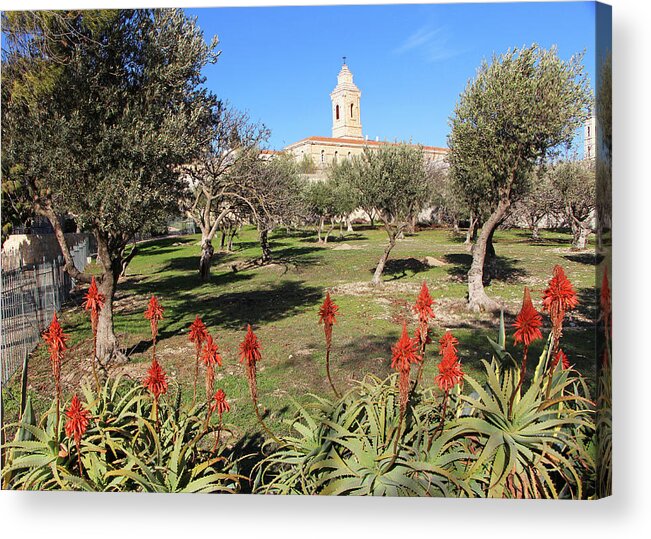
[{"x1": 186, "y1": 2, "x2": 597, "y2": 150}]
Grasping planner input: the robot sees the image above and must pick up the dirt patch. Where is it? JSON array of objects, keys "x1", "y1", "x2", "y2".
[
  {"x1": 331, "y1": 281, "x2": 422, "y2": 297},
  {"x1": 331, "y1": 243, "x2": 362, "y2": 251}
]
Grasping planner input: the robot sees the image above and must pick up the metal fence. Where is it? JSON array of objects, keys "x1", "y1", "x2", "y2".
[{"x1": 1, "y1": 240, "x2": 90, "y2": 385}]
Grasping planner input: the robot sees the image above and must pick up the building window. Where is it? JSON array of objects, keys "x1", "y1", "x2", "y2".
[
  {"x1": 335, "y1": 105, "x2": 340, "y2": 120},
  {"x1": 587, "y1": 126, "x2": 591, "y2": 137},
  {"x1": 350, "y1": 103, "x2": 354, "y2": 118}
]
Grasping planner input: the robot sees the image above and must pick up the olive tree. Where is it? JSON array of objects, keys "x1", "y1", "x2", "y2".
[
  {"x1": 347, "y1": 144, "x2": 432, "y2": 285},
  {"x1": 181, "y1": 103, "x2": 270, "y2": 279},
  {"x1": 241, "y1": 153, "x2": 306, "y2": 263},
  {"x1": 511, "y1": 169, "x2": 558, "y2": 240},
  {"x1": 549, "y1": 158, "x2": 596, "y2": 250},
  {"x1": 448, "y1": 44, "x2": 591, "y2": 311},
  {"x1": 2, "y1": 9, "x2": 218, "y2": 364}
]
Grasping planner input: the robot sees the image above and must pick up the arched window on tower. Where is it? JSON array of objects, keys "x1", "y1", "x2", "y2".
[
  {"x1": 350, "y1": 103, "x2": 354, "y2": 118},
  {"x1": 335, "y1": 105, "x2": 340, "y2": 120}
]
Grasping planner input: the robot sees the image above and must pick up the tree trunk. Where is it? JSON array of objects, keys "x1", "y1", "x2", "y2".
[
  {"x1": 467, "y1": 200, "x2": 510, "y2": 312},
  {"x1": 453, "y1": 218, "x2": 460, "y2": 235},
  {"x1": 260, "y1": 228, "x2": 272, "y2": 263},
  {"x1": 339, "y1": 219, "x2": 344, "y2": 238},
  {"x1": 94, "y1": 230, "x2": 125, "y2": 369},
  {"x1": 323, "y1": 219, "x2": 336, "y2": 243},
  {"x1": 95, "y1": 268, "x2": 120, "y2": 370},
  {"x1": 372, "y1": 225, "x2": 401, "y2": 286},
  {"x1": 531, "y1": 223, "x2": 540, "y2": 240},
  {"x1": 572, "y1": 222, "x2": 590, "y2": 250},
  {"x1": 464, "y1": 211, "x2": 478, "y2": 245},
  {"x1": 483, "y1": 226, "x2": 497, "y2": 286},
  {"x1": 220, "y1": 229, "x2": 227, "y2": 250},
  {"x1": 199, "y1": 236, "x2": 214, "y2": 281},
  {"x1": 317, "y1": 217, "x2": 325, "y2": 243},
  {"x1": 407, "y1": 214, "x2": 417, "y2": 234},
  {"x1": 346, "y1": 217, "x2": 354, "y2": 232},
  {"x1": 227, "y1": 228, "x2": 236, "y2": 252}
]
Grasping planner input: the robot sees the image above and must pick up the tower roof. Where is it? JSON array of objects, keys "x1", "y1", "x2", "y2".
[{"x1": 331, "y1": 63, "x2": 360, "y2": 95}]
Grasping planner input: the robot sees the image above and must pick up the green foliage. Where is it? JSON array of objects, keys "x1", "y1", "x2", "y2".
[
  {"x1": 2, "y1": 8, "x2": 219, "y2": 273},
  {"x1": 348, "y1": 144, "x2": 432, "y2": 228},
  {"x1": 2, "y1": 376, "x2": 242, "y2": 492},
  {"x1": 254, "y1": 375, "x2": 474, "y2": 496},
  {"x1": 451, "y1": 357, "x2": 594, "y2": 498},
  {"x1": 448, "y1": 44, "x2": 592, "y2": 211},
  {"x1": 254, "y1": 312, "x2": 596, "y2": 498},
  {"x1": 297, "y1": 154, "x2": 317, "y2": 175}
]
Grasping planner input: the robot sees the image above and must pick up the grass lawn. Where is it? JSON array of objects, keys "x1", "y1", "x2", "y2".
[{"x1": 2, "y1": 225, "x2": 603, "y2": 441}]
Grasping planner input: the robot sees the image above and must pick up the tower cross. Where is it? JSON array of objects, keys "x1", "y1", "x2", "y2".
[{"x1": 342, "y1": 56, "x2": 347, "y2": 65}]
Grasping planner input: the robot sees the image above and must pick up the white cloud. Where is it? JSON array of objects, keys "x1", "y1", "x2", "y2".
[{"x1": 393, "y1": 26, "x2": 462, "y2": 63}]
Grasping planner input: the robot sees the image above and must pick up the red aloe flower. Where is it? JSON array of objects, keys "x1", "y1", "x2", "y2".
[
  {"x1": 413, "y1": 283, "x2": 435, "y2": 390},
  {"x1": 513, "y1": 287, "x2": 543, "y2": 347},
  {"x1": 83, "y1": 276, "x2": 105, "y2": 392},
  {"x1": 210, "y1": 388, "x2": 231, "y2": 417},
  {"x1": 210, "y1": 388, "x2": 231, "y2": 452},
  {"x1": 83, "y1": 276, "x2": 105, "y2": 331},
  {"x1": 240, "y1": 325, "x2": 262, "y2": 402},
  {"x1": 318, "y1": 292, "x2": 339, "y2": 349},
  {"x1": 391, "y1": 322, "x2": 421, "y2": 372},
  {"x1": 438, "y1": 331, "x2": 459, "y2": 356},
  {"x1": 414, "y1": 282, "x2": 435, "y2": 325},
  {"x1": 201, "y1": 334, "x2": 222, "y2": 398},
  {"x1": 201, "y1": 334, "x2": 223, "y2": 369},
  {"x1": 435, "y1": 346, "x2": 465, "y2": 392},
  {"x1": 189, "y1": 315, "x2": 209, "y2": 404},
  {"x1": 551, "y1": 349, "x2": 571, "y2": 371},
  {"x1": 144, "y1": 295, "x2": 165, "y2": 344},
  {"x1": 542, "y1": 265, "x2": 578, "y2": 342},
  {"x1": 189, "y1": 315, "x2": 208, "y2": 352},
  {"x1": 143, "y1": 358, "x2": 168, "y2": 400},
  {"x1": 65, "y1": 394, "x2": 91, "y2": 446},
  {"x1": 43, "y1": 313, "x2": 68, "y2": 435},
  {"x1": 391, "y1": 323, "x2": 421, "y2": 413},
  {"x1": 319, "y1": 292, "x2": 340, "y2": 397},
  {"x1": 43, "y1": 313, "x2": 68, "y2": 379}
]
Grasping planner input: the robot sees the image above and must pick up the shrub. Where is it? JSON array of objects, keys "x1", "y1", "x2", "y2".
[{"x1": 2, "y1": 376, "x2": 242, "y2": 492}]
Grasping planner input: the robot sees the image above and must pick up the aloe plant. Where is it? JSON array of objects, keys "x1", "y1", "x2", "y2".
[{"x1": 255, "y1": 375, "x2": 473, "y2": 496}]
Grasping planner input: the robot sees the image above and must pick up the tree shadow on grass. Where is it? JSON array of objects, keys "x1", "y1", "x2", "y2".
[
  {"x1": 443, "y1": 253, "x2": 528, "y2": 284},
  {"x1": 371, "y1": 257, "x2": 429, "y2": 281},
  {"x1": 562, "y1": 252, "x2": 605, "y2": 266},
  {"x1": 176, "y1": 280, "x2": 323, "y2": 330},
  {"x1": 575, "y1": 286, "x2": 598, "y2": 325}
]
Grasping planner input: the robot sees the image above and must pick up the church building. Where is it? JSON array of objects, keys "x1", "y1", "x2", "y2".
[{"x1": 283, "y1": 61, "x2": 447, "y2": 171}]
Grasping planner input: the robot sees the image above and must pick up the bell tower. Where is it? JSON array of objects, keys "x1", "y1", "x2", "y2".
[{"x1": 330, "y1": 59, "x2": 363, "y2": 139}]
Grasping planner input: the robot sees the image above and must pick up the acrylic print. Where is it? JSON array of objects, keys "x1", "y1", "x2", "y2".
[{"x1": 1, "y1": 1, "x2": 611, "y2": 498}]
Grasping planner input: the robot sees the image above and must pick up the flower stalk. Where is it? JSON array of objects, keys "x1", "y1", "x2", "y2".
[
  {"x1": 43, "y1": 313, "x2": 68, "y2": 440},
  {"x1": 318, "y1": 292, "x2": 340, "y2": 398},
  {"x1": 189, "y1": 315, "x2": 208, "y2": 407},
  {"x1": 239, "y1": 325, "x2": 280, "y2": 444},
  {"x1": 83, "y1": 276, "x2": 105, "y2": 393}
]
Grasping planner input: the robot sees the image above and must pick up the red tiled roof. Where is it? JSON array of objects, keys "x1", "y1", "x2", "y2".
[{"x1": 286, "y1": 136, "x2": 448, "y2": 153}]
